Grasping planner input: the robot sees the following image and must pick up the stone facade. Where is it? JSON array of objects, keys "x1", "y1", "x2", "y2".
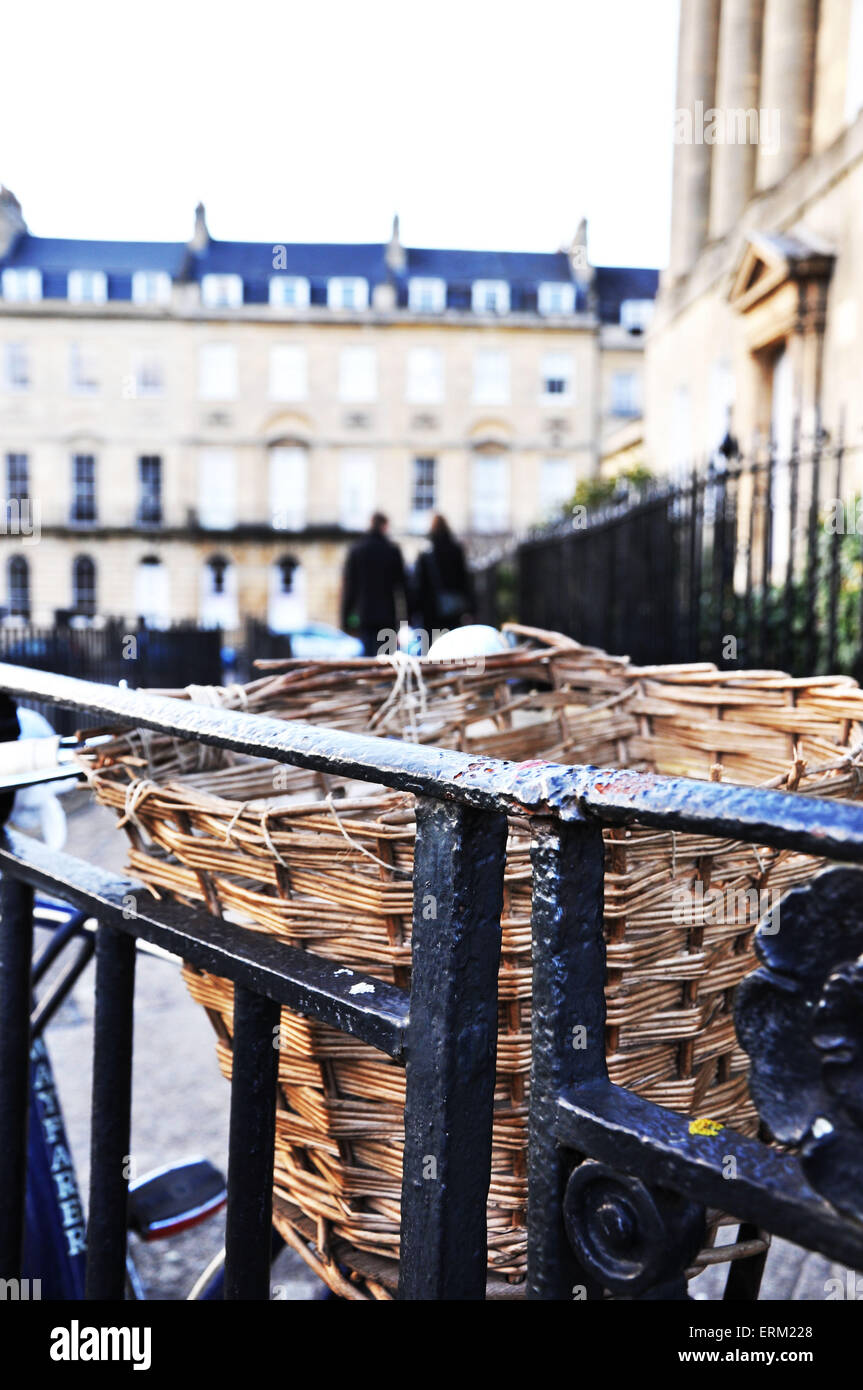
[
  {"x1": 647, "y1": 0, "x2": 863, "y2": 474},
  {"x1": 0, "y1": 201, "x2": 656, "y2": 630}
]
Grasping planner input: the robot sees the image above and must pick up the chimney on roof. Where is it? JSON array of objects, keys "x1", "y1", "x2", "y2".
[
  {"x1": 189, "y1": 201, "x2": 210, "y2": 252},
  {"x1": 0, "y1": 186, "x2": 27, "y2": 259},
  {"x1": 385, "y1": 213, "x2": 406, "y2": 274},
  {"x1": 564, "y1": 216, "x2": 594, "y2": 302}
]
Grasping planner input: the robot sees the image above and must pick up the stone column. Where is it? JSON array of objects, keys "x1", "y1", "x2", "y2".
[
  {"x1": 709, "y1": 0, "x2": 765, "y2": 239},
  {"x1": 670, "y1": 0, "x2": 722, "y2": 277},
  {"x1": 755, "y1": 0, "x2": 818, "y2": 190}
]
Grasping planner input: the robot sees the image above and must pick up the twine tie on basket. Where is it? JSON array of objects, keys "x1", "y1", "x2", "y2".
[
  {"x1": 324, "y1": 792, "x2": 410, "y2": 876},
  {"x1": 117, "y1": 777, "x2": 158, "y2": 831},
  {"x1": 370, "y1": 652, "x2": 428, "y2": 743},
  {"x1": 258, "y1": 808, "x2": 291, "y2": 869}
]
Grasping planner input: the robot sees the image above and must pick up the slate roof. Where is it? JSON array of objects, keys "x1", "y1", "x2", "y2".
[
  {"x1": 594, "y1": 266, "x2": 660, "y2": 323},
  {"x1": 0, "y1": 230, "x2": 658, "y2": 321}
]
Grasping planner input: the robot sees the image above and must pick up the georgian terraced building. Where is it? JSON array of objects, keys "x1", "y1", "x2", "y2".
[
  {"x1": 647, "y1": 0, "x2": 863, "y2": 469},
  {"x1": 0, "y1": 191, "x2": 657, "y2": 631}
]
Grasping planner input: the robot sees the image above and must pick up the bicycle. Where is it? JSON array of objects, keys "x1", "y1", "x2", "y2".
[{"x1": 4, "y1": 729, "x2": 329, "y2": 1301}]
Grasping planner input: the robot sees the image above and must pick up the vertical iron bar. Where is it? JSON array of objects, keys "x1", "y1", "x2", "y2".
[
  {"x1": 224, "y1": 985, "x2": 280, "y2": 1300},
  {"x1": 398, "y1": 797, "x2": 507, "y2": 1301},
  {"x1": 783, "y1": 418, "x2": 800, "y2": 673},
  {"x1": 527, "y1": 818, "x2": 606, "y2": 1300},
  {"x1": 723, "y1": 1224, "x2": 769, "y2": 1301},
  {"x1": 760, "y1": 441, "x2": 775, "y2": 666},
  {"x1": 85, "y1": 924, "x2": 136, "y2": 1299},
  {"x1": 0, "y1": 872, "x2": 34, "y2": 1278},
  {"x1": 743, "y1": 453, "x2": 757, "y2": 666},
  {"x1": 806, "y1": 435, "x2": 822, "y2": 673},
  {"x1": 827, "y1": 427, "x2": 844, "y2": 673}
]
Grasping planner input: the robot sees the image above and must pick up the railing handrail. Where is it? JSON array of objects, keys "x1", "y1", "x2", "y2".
[{"x1": 1, "y1": 661, "x2": 863, "y2": 860}]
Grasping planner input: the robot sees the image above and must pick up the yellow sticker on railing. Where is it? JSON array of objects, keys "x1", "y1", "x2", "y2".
[{"x1": 689, "y1": 1117, "x2": 724, "y2": 1137}]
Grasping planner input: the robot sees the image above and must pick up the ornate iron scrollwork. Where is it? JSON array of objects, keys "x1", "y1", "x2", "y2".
[
  {"x1": 563, "y1": 1160, "x2": 706, "y2": 1297},
  {"x1": 735, "y1": 865, "x2": 863, "y2": 1223}
]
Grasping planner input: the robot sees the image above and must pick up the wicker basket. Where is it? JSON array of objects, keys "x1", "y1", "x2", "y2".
[{"x1": 78, "y1": 629, "x2": 863, "y2": 1297}]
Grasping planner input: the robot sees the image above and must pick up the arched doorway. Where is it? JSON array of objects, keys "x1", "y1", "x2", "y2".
[
  {"x1": 200, "y1": 554, "x2": 238, "y2": 628},
  {"x1": 268, "y1": 555, "x2": 307, "y2": 632},
  {"x1": 134, "y1": 556, "x2": 171, "y2": 628}
]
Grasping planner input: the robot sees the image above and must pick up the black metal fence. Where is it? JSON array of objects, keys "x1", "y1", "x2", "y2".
[
  {"x1": 477, "y1": 435, "x2": 863, "y2": 676},
  {"x1": 0, "y1": 619, "x2": 223, "y2": 732},
  {"x1": 2, "y1": 664, "x2": 863, "y2": 1300}
]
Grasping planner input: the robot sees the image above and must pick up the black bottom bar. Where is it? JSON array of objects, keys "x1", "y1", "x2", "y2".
[
  {"x1": 86, "y1": 925, "x2": 136, "y2": 1299},
  {"x1": 224, "y1": 986, "x2": 280, "y2": 1300},
  {"x1": 398, "y1": 798, "x2": 508, "y2": 1301},
  {"x1": 0, "y1": 873, "x2": 34, "y2": 1277}
]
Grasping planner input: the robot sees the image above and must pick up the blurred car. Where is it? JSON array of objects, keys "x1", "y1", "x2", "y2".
[{"x1": 280, "y1": 622, "x2": 363, "y2": 661}]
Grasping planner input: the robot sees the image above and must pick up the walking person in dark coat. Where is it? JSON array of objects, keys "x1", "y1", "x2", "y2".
[
  {"x1": 341, "y1": 512, "x2": 408, "y2": 657},
  {"x1": 413, "y1": 514, "x2": 475, "y2": 638}
]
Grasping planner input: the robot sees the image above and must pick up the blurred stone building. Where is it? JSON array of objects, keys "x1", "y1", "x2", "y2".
[
  {"x1": 647, "y1": 0, "x2": 863, "y2": 468},
  {"x1": 0, "y1": 194, "x2": 656, "y2": 630}
]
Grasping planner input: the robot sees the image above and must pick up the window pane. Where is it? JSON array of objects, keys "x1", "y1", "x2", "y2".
[
  {"x1": 198, "y1": 344, "x2": 238, "y2": 399},
  {"x1": 339, "y1": 453, "x2": 375, "y2": 528},
  {"x1": 5, "y1": 344, "x2": 30, "y2": 390},
  {"x1": 134, "y1": 356, "x2": 163, "y2": 396},
  {"x1": 8, "y1": 556, "x2": 29, "y2": 617},
  {"x1": 198, "y1": 449, "x2": 236, "y2": 527},
  {"x1": 269, "y1": 277, "x2": 310, "y2": 308},
  {"x1": 339, "y1": 346, "x2": 377, "y2": 402},
  {"x1": 68, "y1": 271, "x2": 107, "y2": 304},
  {"x1": 408, "y1": 278, "x2": 446, "y2": 312},
  {"x1": 270, "y1": 446, "x2": 307, "y2": 530},
  {"x1": 611, "y1": 371, "x2": 639, "y2": 416},
  {"x1": 69, "y1": 342, "x2": 100, "y2": 393},
  {"x1": 542, "y1": 352, "x2": 573, "y2": 399},
  {"x1": 472, "y1": 281, "x2": 510, "y2": 314},
  {"x1": 71, "y1": 455, "x2": 97, "y2": 523},
  {"x1": 6, "y1": 453, "x2": 29, "y2": 503},
  {"x1": 409, "y1": 457, "x2": 436, "y2": 532},
  {"x1": 473, "y1": 349, "x2": 509, "y2": 404},
  {"x1": 201, "y1": 275, "x2": 243, "y2": 308},
  {"x1": 470, "y1": 455, "x2": 509, "y2": 532},
  {"x1": 269, "y1": 345, "x2": 307, "y2": 401},
  {"x1": 138, "y1": 456, "x2": 163, "y2": 524},
  {"x1": 329, "y1": 278, "x2": 369, "y2": 310},
  {"x1": 406, "y1": 348, "x2": 443, "y2": 404},
  {"x1": 73, "y1": 556, "x2": 97, "y2": 615},
  {"x1": 132, "y1": 271, "x2": 171, "y2": 305},
  {"x1": 540, "y1": 458, "x2": 573, "y2": 516},
  {"x1": 2, "y1": 269, "x2": 41, "y2": 302}
]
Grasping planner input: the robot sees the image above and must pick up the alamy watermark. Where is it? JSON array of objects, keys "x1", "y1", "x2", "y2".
[
  {"x1": 0, "y1": 497, "x2": 40, "y2": 545},
  {"x1": 673, "y1": 102, "x2": 780, "y2": 155},
  {"x1": 671, "y1": 881, "x2": 780, "y2": 931}
]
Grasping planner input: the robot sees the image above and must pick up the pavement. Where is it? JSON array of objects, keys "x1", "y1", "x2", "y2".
[{"x1": 33, "y1": 790, "x2": 857, "y2": 1302}]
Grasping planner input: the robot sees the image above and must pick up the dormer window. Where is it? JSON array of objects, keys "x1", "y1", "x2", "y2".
[
  {"x1": 269, "y1": 276, "x2": 310, "y2": 308},
  {"x1": 620, "y1": 299, "x2": 654, "y2": 334},
  {"x1": 472, "y1": 280, "x2": 510, "y2": 315},
  {"x1": 328, "y1": 277, "x2": 369, "y2": 310},
  {"x1": 68, "y1": 270, "x2": 107, "y2": 304},
  {"x1": 538, "y1": 281, "x2": 575, "y2": 316},
  {"x1": 1, "y1": 268, "x2": 42, "y2": 303},
  {"x1": 132, "y1": 270, "x2": 172, "y2": 305},
  {"x1": 408, "y1": 277, "x2": 446, "y2": 313},
  {"x1": 201, "y1": 274, "x2": 243, "y2": 308}
]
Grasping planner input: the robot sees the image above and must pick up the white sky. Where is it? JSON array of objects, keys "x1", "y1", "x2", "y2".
[{"x1": 2, "y1": 0, "x2": 679, "y2": 268}]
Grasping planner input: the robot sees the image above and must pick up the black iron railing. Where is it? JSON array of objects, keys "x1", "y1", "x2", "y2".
[
  {"x1": 476, "y1": 436, "x2": 863, "y2": 679},
  {"x1": 1, "y1": 662, "x2": 863, "y2": 1299}
]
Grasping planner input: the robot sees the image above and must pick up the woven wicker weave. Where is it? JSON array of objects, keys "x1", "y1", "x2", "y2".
[{"x1": 78, "y1": 629, "x2": 863, "y2": 1296}]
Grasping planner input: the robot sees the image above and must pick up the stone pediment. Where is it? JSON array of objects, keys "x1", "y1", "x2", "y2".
[{"x1": 729, "y1": 231, "x2": 834, "y2": 313}]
